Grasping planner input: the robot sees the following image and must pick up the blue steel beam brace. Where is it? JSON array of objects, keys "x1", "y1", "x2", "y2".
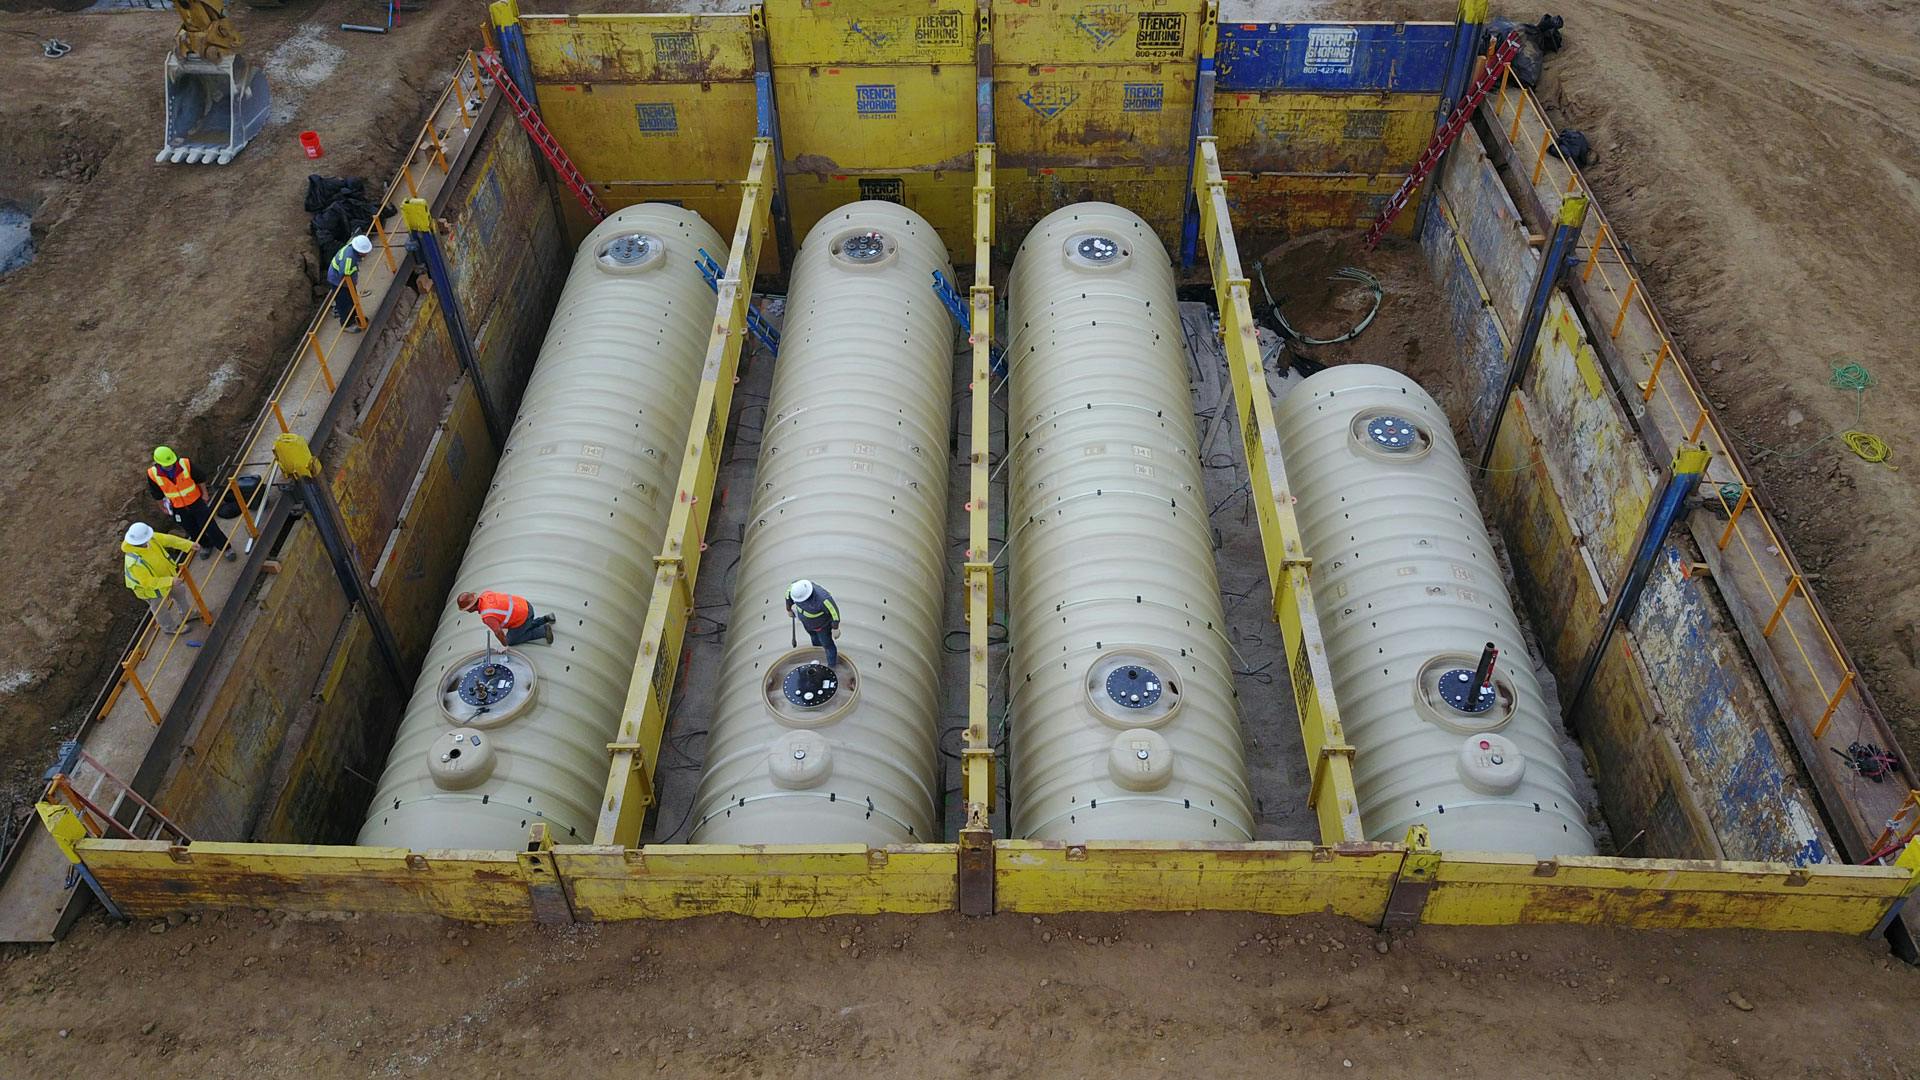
[
  {"x1": 402, "y1": 198, "x2": 507, "y2": 449},
  {"x1": 1566, "y1": 443, "x2": 1713, "y2": 722},
  {"x1": 933, "y1": 270, "x2": 1006, "y2": 377},
  {"x1": 1178, "y1": 2, "x2": 1220, "y2": 268},
  {"x1": 1415, "y1": 0, "x2": 1489, "y2": 235},
  {"x1": 751, "y1": 8, "x2": 797, "y2": 270},
  {"x1": 1477, "y1": 194, "x2": 1589, "y2": 469},
  {"x1": 273, "y1": 434, "x2": 406, "y2": 682},
  {"x1": 975, "y1": 0, "x2": 994, "y2": 143},
  {"x1": 490, "y1": 0, "x2": 540, "y2": 109},
  {"x1": 698, "y1": 248, "x2": 781, "y2": 356}
]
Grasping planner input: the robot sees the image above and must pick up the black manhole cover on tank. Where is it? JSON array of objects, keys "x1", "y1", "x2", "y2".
[
  {"x1": 1077, "y1": 235, "x2": 1119, "y2": 262},
  {"x1": 842, "y1": 231, "x2": 887, "y2": 262},
  {"x1": 457, "y1": 661, "x2": 516, "y2": 707},
  {"x1": 602, "y1": 233, "x2": 654, "y2": 266},
  {"x1": 782, "y1": 662, "x2": 839, "y2": 708},
  {"x1": 1437, "y1": 668, "x2": 1496, "y2": 713},
  {"x1": 1365, "y1": 415, "x2": 1419, "y2": 450},
  {"x1": 1105, "y1": 665, "x2": 1162, "y2": 709}
]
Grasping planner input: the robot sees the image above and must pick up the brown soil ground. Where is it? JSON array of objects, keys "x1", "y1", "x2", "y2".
[
  {"x1": 1, "y1": 3, "x2": 1918, "y2": 1075},
  {"x1": 3, "y1": 910, "x2": 1917, "y2": 1078},
  {"x1": 1528, "y1": 0, "x2": 1920, "y2": 758},
  {"x1": 0, "y1": 2, "x2": 475, "y2": 834}
]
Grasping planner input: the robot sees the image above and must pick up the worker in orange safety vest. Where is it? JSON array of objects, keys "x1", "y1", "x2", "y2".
[
  {"x1": 456, "y1": 589, "x2": 556, "y2": 647},
  {"x1": 148, "y1": 445, "x2": 233, "y2": 561}
]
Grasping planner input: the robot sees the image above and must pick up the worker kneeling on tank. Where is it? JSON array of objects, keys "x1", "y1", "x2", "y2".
[{"x1": 456, "y1": 589, "x2": 555, "y2": 647}]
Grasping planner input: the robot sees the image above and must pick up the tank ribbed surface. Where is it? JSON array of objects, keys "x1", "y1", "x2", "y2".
[
  {"x1": 690, "y1": 202, "x2": 955, "y2": 845},
  {"x1": 360, "y1": 204, "x2": 723, "y2": 851},
  {"x1": 1271, "y1": 364, "x2": 1595, "y2": 856},
  {"x1": 1005, "y1": 203, "x2": 1254, "y2": 841}
]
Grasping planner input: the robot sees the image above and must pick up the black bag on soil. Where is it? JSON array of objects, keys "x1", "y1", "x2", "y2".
[
  {"x1": 1550, "y1": 129, "x2": 1593, "y2": 167},
  {"x1": 1486, "y1": 14, "x2": 1565, "y2": 88},
  {"x1": 305, "y1": 175, "x2": 394, "y2": 261}
]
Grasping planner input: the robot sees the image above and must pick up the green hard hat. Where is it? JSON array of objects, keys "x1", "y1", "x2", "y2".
[{"x1": 153, "y1": 446, "x2": 177, "y2": 467}]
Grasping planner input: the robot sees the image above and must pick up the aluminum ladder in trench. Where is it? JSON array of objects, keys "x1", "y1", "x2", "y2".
[
  {"x1": 474, "y1": 48, "x2": 608, "y2": 223},
  {"x1": 1362, "y1": 30, "x2": 1524, "y2": 250},
  {"x1": 42, "y1": 740, "x2": 190, "y2": 848}
]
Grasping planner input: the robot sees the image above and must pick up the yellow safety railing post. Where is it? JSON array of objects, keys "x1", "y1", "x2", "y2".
[
  {"x1": 227, "y1": 476, "x2": 259, "y2": 540},
  {"x1": 1813, "y1": 670, "x2": 1855, "y2": 740},
  {"x1": 343, "y1": 278, "x2": 370, "y2": 333},
  {"x1": 595, "y1": 138, "x2": 774, "y2": 848},
  {"x1": 1192, "y1": 137, "x2": 1363, "y2": 844},
  {"x1": 1764, "y1": 574, "x2": 1802, "y2": 638},
  {"x1": 123, "y1": 659, "x2": 162, "y2": 726},
  {"x1": 177, "y1": 558, "x2": 215, "y2": 627},
  {"x1": 1717, "y1": 485, "x2": 1752, "y2": 550},
  {"x1": 1610, "y1": 277, "x2": 1638, "y2": 338},
  {"x1": 369, "y1": 215, "x2": 399, "y2": 273},
  {"x1": 1641, "y1": 341, "x2": 1671, "y2": 402},
  {"x1": 309, "y1": 330, "x2": 337, "y2": 393},
  {"x1": 1582, "y1": 221, "x2": 1608, "y2": 282}
]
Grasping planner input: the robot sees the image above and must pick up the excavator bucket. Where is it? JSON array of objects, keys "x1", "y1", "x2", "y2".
[{"x1": 156, "y1": 51, "x2": 271, "y2": 165}]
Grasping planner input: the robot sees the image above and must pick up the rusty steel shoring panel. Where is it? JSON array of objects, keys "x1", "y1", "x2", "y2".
[{"x1": 594, "y1": 140, "x2": 776, "y2": 847}]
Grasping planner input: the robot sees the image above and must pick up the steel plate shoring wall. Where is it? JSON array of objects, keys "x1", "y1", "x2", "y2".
[
  {"x1": 1272, "y1": 364, "x2": 1596, "y2": 857},
  {"x1": 360, "y1": 205, "x2": 724, "y2": 851},
  {"x1": 690, "y1": 202, "x2": 956, "y2": 845},
  {"x1": 1006, "y1": 202, "x2": 1256, "y2": 841}
]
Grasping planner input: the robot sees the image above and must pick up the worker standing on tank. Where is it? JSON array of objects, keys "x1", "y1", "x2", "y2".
[
  {"x1": 786, "y1": 579, "x2": 841, "y2": 668},
  {"x1": 121, "y1": 523, "x2": 200, "y2": 632},
  {"x1": 456, "y1": 590, "x2": 556, "y2": 647},
  {"x1": 327, "y1": 234, "x2": 374, "y2": 333},
  {"x1": 147, "y1": 446, "x2": 233, "y2": 560}
]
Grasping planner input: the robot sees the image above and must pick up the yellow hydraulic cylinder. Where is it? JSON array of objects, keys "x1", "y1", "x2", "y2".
[
  {"x1": 1005, "y1": 202, "x2": 1255, "y2": 841},
  {"x1": 690, "y1": 202, "x2": 956, "y2": 845}
]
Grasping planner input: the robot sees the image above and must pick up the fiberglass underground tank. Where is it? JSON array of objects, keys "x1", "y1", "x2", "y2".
[
  {"x1": 1271, "y1": 363, "x2": 1595, "y2": 857},
  {"x1": 689, "y1": 202, "x2": 955, "y2": 845},
  {"x1": 359, "y1": 204, "x2": 724, "y2": 851},
  {"x1": 1004, "y1": 202, "x2": 1255, "y2": 841}
]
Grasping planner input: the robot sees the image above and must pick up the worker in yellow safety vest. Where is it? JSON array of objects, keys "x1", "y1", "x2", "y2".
[
  {"x1": 328, "y1": 234, "x2": 374, "y2": 332},
  {"x1": 122, "y1": 522, "x2": 200, "y2": 632},
  {"x1": 147, "y1": 445, "x2": 232, "y2": 560}
]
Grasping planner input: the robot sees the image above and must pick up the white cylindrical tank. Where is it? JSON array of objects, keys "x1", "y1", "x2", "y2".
[
  {"x1": 360, "y1": 204, "x2": 724, "y2": 851},
  {"x1": 1004, "y1": 202, "x2": 1255, "y2": 841},
  {"x1": 689, "y1": 202, "x2": 955, "y2": 845},
  {"x1": 1271, "y1": 364, "x2": 1595, "y2": 856}
]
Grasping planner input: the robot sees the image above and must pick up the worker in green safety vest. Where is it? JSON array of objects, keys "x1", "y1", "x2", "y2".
[{"x1": 327, "y1": 234, "x2": 373, "y2": 333}]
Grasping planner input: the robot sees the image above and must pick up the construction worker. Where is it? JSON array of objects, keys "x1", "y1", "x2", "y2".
[
  {"x1": 122, "y1": 522, "x2": 199, "y2": 632},
  {"x1": 327, "y1": 234, "x2": 374, "y2": 332},
  {"x1": 785, "y1": 579, "x2": 841, "y2": 668},
  {"x1": 456, "y1": 590, "x2": 555, "y2": 647},
  {"x1": 147, "y1": 446, "x2": 233, "y2": 561}
]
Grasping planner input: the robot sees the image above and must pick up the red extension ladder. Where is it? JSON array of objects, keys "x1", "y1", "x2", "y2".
[
  {"x1": 475, "y1": 49, "x2": 608, "y2": 223},
  {"x1": 1362, "y1": 31, "x2": 1523, "y2": 250}
]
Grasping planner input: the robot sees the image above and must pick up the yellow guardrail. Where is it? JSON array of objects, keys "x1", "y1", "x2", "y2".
[
  {"x1": 1191, "y1": 137, "x2": 1363, "y2": 844},
  {"x1": 100, "y1": 52, "x2": 490, "y2": 731},
  {"x1": 1486, "y1": 72, "x2": 1864, "y2": 741},
  {"x1": 596, "y1": 138, "x2": 775, "y2": 847}
]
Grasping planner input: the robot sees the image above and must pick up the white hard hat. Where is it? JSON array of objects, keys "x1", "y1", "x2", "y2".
[
  {"x1": 788, "y1": 579, "x2": 814, "y2": 604},
  {"x1": 350, "y1": 234, "x2": 373, "y2": 254},
  {"x1": 125, "y1": 522, "x2": 154, "y2": 546}
]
